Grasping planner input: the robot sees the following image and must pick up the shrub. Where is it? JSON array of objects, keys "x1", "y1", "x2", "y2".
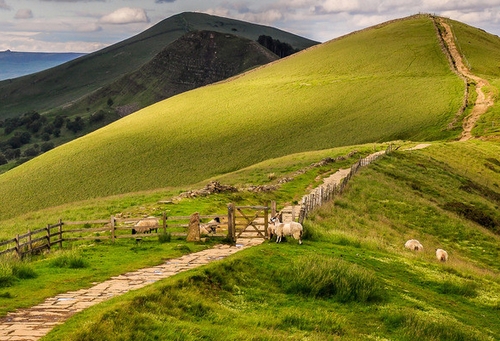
[
  {"x1": 11, "y1": 263, "x2": 37, "y2": 279},
  {"x1": 158, "y1": 232, "x2": 171, "y2": 243},
  {"x1": 49, "y1": 250, "x2": 88, "y2": 269},
  {"x1": 280, "y1": 254, "x2": 386, "y2": 303}
]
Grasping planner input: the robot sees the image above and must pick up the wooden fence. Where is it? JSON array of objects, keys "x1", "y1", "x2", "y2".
[
  {"x1": 298, "y1": 146, "x2": 391, "y2": 223},
  {"x1": 0, "y1": 212, "x2": 225, "y2": 258}
]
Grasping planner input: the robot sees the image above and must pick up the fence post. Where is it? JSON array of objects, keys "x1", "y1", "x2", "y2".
[
  {"x1": 110, "y1": 216, "x2": 115, "y2": 243},
  {"x1": 28, "y1": 229, "x2": 32, "y2": 254},
  {"x1": 264, "y1": 202, "x2": 269, "y2": 239},
  {"x1": 227, "y1": 203, "x2": 236, "y2": 244},
  {"x1": 58, "y1": 219, "x2": 63, "y2": 249},
  {"x1": 15, "y1": 234, "x2": 20, "y2": 257},
  {"x1": 46, "y1": 224, "x2": 51, "y2": 252},
  {"x1": 162, "y1": 211, "x2": 167, "y2": 234}
]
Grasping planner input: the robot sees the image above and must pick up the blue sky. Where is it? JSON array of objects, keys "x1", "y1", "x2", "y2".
[{"x1": 1, "y1": 0, "x2": 500, "y2": 52}]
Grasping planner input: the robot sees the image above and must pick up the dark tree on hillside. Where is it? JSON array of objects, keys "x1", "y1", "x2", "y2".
[
  {"x1": 7, "y1": 135, "x2": 22, "y2": 149},
  {"x1": 23, "y1": 147, "x2": 39, "y2": 157},
  {"x1": 19, "y1": 132, "x2": 31, "y2": 144},
  {"x1": 53, "y1": 115, "x2": 65, "y2": 129},
  {"x1": 3, "y1": 117, "x2": 20, "y2": 135},
  {"x1": 4, "y1": 148, "x2": 20, "y2": 160},
  {"x1": 40, "y1": 142, "x2": 54, "y2": 152},
  {"x1": 66, "y1": 116, "x2": 85, "y2": 133},
  {"x1": 257, "y1": 35, "x2": 298, "y2": 58},
  {"x1": 0, "y1": 153, "x2": 7, "y2": 165}
]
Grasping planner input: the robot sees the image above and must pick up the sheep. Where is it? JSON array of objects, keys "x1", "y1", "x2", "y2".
[
  {"x1": 404, "y1": 239, "x2": 423, "y2": 251},
  {"x1": 200, "y1": 217, "x2": 221, "y2": 235},
  {"x1": 132, "y1": 217, "x2": 159, "y2": 235},
  {"x1": 436, "y1": 248, "x2": 448, "y2": 262},
  {"x1": 269, "y1": 215, "x2": 303, "y2": 245}
]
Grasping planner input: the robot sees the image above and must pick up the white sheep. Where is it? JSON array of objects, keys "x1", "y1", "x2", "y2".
[
  {"x1": 270, "y1": 215, "x2": 303, "y2": 245},
  {"x1": 133, "y1": 217, "x2": 159, "y2": 234},
  {"x1": 200, "y1": 217, "x2": 220, "y2": 235},
  {"x1": 436, "y1": 248, "x2": 448, "y2": 262},
  {"x1": 404, "y1": 239, "x2": 423, "y2": 251}
]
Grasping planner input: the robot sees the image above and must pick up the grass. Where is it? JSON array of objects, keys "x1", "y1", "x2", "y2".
[
  {"x1": 0, "y1": 15, "x2": 467, "y2": 221},
  {"x1": 0, "y1": 238, "x2": 211, "y2": 316},
  {"x1": 1, "y1": 140, "x2": 491, "y2": 340}
]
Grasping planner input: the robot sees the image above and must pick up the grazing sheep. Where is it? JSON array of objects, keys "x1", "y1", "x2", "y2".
[
  {"x1": 404, "y1": 239, "x2": 423, "y2": 251},
  {"x1": 200, "y1": 217, "x2": 220, "y2": 235},
  {"x1": 270, "y1": 215, "x2": 303, "y2": 245},
  {"x1": 436, "y1": 248, "x2": 448, "y2": 262},
  {"x1": 133, "y1": 217, "x2": 159, "y2": 234}
]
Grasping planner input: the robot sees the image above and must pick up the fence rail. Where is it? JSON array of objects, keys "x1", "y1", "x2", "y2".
[{"x1": 0, "y1": 213, "x2": 224, "y2": 258}]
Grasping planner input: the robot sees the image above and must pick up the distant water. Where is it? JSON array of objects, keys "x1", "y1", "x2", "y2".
[{"x1": 0, "y1": 50, "x2": 86, "y2": 81}]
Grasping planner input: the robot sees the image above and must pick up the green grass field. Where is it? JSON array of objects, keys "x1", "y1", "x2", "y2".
[{"x1": 31, "y1": 140, "x2": 500, "y2": 340}]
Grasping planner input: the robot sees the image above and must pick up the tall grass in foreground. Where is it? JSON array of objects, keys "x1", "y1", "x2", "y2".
[
  {"x1": 279, "y1": 254, "x2": 386, "y2": 303},
  {"x1": 383, "y1": 308, "x2": 492, "y2": 341}
]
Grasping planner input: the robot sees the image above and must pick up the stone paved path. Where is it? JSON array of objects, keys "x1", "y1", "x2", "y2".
[{"x1": 0, "y1": 238, "x2": 264, "y2": 341}]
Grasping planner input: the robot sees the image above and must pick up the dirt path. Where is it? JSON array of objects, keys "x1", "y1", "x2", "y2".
[
  {"x1": 0, "y1": 238, "x2": 263, "y2": 341},
  {"x1": 439, "y1": 19, "x2": 494, "y2": 141}
]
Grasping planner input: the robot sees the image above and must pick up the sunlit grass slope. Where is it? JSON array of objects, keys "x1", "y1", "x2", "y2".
[
  {"x1": 42, "y1": 140, "x2": 500, "y2": 340},
  {"x1": 0, "y1": 15, "x2": 466, "y2": 220}
]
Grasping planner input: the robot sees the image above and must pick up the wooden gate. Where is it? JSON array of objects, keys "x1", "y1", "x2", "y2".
[{"x1": 227, "y1": 203, "x2": 271, "y2": 243}]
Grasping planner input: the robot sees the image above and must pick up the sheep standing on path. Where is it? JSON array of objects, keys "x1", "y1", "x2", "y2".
[
  {"x1": 436, "y1": 248, "x2": 449, "y2": 262},
  {"x1": 405, "y1": 239, "x2": 423, "y2": 251},
  {"x1": 269, "y1": 215, "x2": 303, "y2": 245}
]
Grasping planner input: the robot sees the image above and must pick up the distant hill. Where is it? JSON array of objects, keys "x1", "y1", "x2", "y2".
[
  {"x1": 65, "y1": 30, "x2": 279, "y2": 118},
  {"x1": 0, "y1": 50, "x2": 85, "y2": 81},
  {"x1": 0, "y1": 12, "x2": 318, "y2": 119}
]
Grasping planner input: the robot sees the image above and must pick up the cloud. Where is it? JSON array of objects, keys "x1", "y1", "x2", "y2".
[
  {"x1": 15, "y1": 9, "x2": 34, "y2": 19},
  {"x1": 0, "y1": 0, "x2": 11, "y2": 10},
  {"x1": 99, "y1": 7, "x2": 150, "y2": 25},
  {"x1": 155, "y1": 0, "x2": 176, "y2": 3},
  {"x1": 40, "y1": 0, "x2": 104, "y2": 2}
]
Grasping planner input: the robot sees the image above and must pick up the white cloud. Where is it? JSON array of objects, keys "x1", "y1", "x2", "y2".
[
  {"x1": 0, "y1": 31, "x2": 107, "y2": 52},
  {"x1": 15, "y1": 9, "x2": 34, "y2": 19},
  {"x1": 99, "y1": 7, "x2": 150, "y2": 25},
  {"x1": 0, "y1": 0, "x2": 10, "y2": 10}
]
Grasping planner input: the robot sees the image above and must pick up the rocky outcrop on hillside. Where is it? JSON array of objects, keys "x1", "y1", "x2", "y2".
[{"x1": 85, "y1": 30, "x2": 279, "y2": 114}]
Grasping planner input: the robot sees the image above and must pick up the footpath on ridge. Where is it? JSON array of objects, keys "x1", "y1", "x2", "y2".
[{"x1": 438, "y1": 18, "x2": 494, "y2": 141}]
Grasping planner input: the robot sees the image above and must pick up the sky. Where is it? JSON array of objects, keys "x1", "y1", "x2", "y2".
[{"x1": 1, "y1": 0, "x2": 500, "y2": 53}]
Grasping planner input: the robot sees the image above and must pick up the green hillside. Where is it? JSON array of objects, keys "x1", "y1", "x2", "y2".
[
  {"x1": 0, "y1": 14, "x2": 474, "y2": 220},
  {"x1": 25, "y1": 140, "x2": 500, "y2": 340}
]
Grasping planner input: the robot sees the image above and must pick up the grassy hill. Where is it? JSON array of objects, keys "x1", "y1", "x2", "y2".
[
  {"x1": 3, "y1": 139, "x2": 498, "y2": 340},
  {"x1": 0, "y1": 14, "x2": 470, "y2": 220}
]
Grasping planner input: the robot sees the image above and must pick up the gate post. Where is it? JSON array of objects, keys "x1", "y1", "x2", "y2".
[
  {"x1": 227, "y1": 203, "x2": 236, "y2": 244},
  {"x1": 187, "y1": 212, "x2": 201, "y2": 242}
]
